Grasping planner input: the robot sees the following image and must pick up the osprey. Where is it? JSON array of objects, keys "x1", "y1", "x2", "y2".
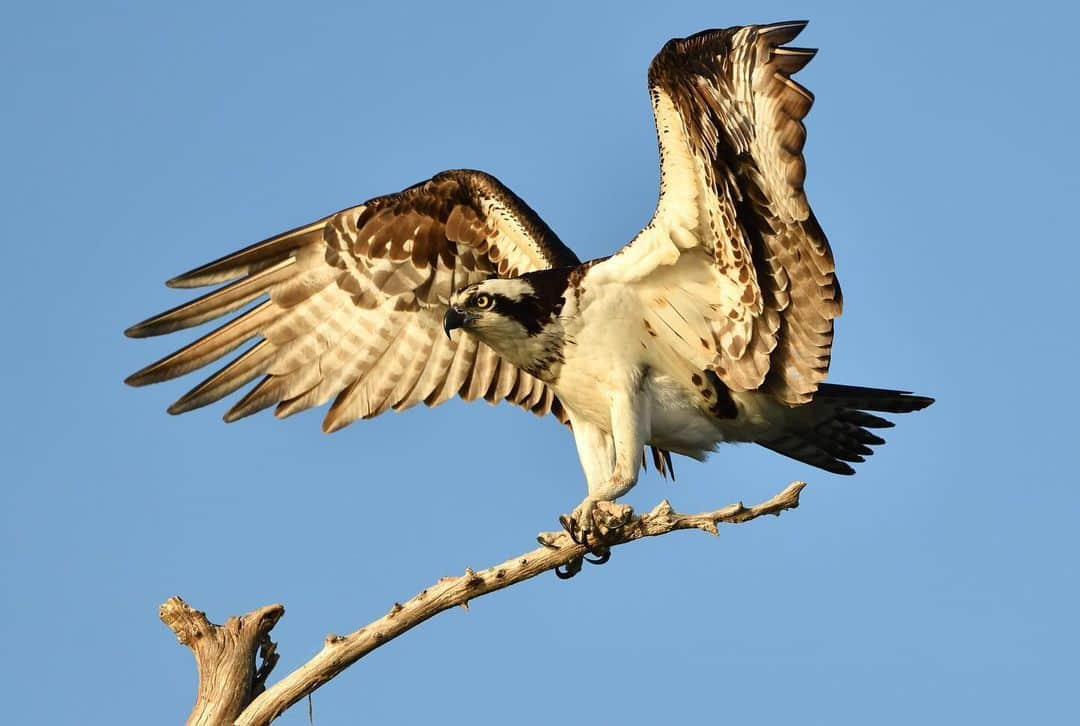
[{"x1": 127, "y1": 22, "x2": 932, "y2": 550}]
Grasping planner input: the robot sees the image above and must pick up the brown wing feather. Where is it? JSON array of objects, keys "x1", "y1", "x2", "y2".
[
  {"x1": 607, "y1": 21, "x2": 841, "y2": 405},
  {"x1": 126, "y1": 169, "x2": 578, "y2": 431}
]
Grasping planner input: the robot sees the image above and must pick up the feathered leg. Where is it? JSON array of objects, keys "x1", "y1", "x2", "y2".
[{"x1": 558, "y1": 391, "x2": 646, "y2": 565}]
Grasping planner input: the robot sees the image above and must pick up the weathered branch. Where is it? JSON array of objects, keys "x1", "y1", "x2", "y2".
[
  {"x1": 162, "y1": 481, "x2": 806, "y2": 725},
  {"x1": 160, "y1": 597, "x2": 283, "y2": 726}
]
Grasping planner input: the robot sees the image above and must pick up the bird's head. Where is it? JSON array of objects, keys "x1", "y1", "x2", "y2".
[
  {"x1": 444, "y1": 278, "x2": 537, "y2": 346},
  {"x1": 444, "y1": 271, "x2": 569, "y2": 378}
]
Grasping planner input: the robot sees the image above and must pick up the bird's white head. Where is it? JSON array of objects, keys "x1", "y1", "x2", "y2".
[
  {"x1": 443, "y1": 275, "x2": 567, "y2": 378},
  {"x1": 444, "y1": 278, "x2": 536, "y2": 345}
]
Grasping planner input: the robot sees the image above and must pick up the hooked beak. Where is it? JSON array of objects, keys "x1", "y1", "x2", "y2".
[{"x1": 443, "y1": 306, "x2": 468, "y2": 338}]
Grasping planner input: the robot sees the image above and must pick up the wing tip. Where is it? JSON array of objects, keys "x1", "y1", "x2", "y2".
[
  {"x1": 772, "y1": 46, "x2": 818, "y2": 74},
  {"x1": 165, "y1": 274, "x2": 202, "y2": 289},
  {"x1": 124, "y1": 320, "x2": 156, "y2": 339},
  {"x1": 124, "y1": 369, "x2": 152, "y2": 387},
  {"x1": 123, "y1": 278, "x2": 213, "y2": 335},
  {"x1": 321, "y1": 416, "x2": 347, "y2": 434},
  {"x1": 167, "y1": 399, "x2": 192, "y2": 416},
  {"x1": 761, "y1": 20, "x2": 810, "y2": 43},
  {"x1": 908, "y1": 395, "x2": 936, "y2": 411},
  {"x1": 166, "y1": 260, "x2": 233, "y2": 289},
  {"x1": 222, "y1": 399, "x2": 262, "y2": 423}
]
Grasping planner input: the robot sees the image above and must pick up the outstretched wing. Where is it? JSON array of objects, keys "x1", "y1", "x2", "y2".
[
  {"x1": 125, "y1": 169, "x2": 580, "y2": 432},
  {"x1": 592, "y1": 21, "x2": 842, "y2": 405}
]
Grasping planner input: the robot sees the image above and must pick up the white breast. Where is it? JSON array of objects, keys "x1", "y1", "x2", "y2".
[
  {"x1": 552, "y1": 283, "x2": 646, "y2": 426},
  {"x1": 551, "y1": 271, "x2": 789, "y2": 460},
  {"x1": 550, "y1": 278, "x2": 714, "y2": 456}
]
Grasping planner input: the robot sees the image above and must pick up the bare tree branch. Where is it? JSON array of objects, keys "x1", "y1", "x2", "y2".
[
  {"x1": 160, "y1": 597, "x2": 283, "y2": 726},
  {"x1": 161, "y1": 481, "x2": 806, "y2": 725}
]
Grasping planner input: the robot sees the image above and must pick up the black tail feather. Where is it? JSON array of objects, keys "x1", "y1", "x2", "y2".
[{"x1": 759, "y1": 384, "x2": 933, "y2": 475}]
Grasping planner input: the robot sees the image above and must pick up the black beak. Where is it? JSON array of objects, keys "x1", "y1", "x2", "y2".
[{"x1": 443, "y1": 307, "x2": 467, "y2": 339}]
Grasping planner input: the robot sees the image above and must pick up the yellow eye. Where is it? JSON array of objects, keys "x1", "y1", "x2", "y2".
[{"x1": 473, "y1": 293, "x2": 493, "y2": 310}]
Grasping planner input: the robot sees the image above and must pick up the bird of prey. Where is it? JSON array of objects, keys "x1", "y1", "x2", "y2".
[{"x1": 127, "y1": 21, "x2": 932, "y2": 554}]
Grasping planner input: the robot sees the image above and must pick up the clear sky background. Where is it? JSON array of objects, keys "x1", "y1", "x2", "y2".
[{"x1": 2, "y1": 1, "x2": 1077, "y2": 724}]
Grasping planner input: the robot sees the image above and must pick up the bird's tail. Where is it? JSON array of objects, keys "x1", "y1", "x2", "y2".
[{"x1": 757, "y1": 384, "x2": 934, "y2": 475}]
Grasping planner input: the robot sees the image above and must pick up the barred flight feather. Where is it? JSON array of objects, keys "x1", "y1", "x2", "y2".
[
  {"x1": 597, "y1": 20, "x2": 842, "y2": 405},
  {"x1": 127, "y1": 170, "x2": 583, "y2": 434}
]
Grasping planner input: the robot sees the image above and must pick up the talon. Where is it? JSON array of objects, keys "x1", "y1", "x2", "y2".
[
  {"x1": 559, "y1": 514, "x2": 579, "y2": 544},
  {"x1": 584, "y1": 547, "x2": 610, "y2": 565},
  {"x1": 560, "y1": 514, "x2": 589, "y2": 547},
  {"x1": 555, "y1": 556, "x2": 584, "y2": 579}
]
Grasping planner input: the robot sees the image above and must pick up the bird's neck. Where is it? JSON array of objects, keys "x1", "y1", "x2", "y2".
[{"x1": 477, "y1": 325, "x2": 566, "y2": 383}]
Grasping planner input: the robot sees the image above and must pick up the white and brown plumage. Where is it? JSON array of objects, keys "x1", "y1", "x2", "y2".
[
  {"x1": 127, "y1": 22, "x2": 932, "y2": 544},
  {"x1": 126, "y1": 172, "x2": 579, "y2": 431}
]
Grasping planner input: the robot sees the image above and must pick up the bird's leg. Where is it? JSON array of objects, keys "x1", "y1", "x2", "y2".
[{"x1": 559, "y1": 390, "x2": 646, "y2": 560}]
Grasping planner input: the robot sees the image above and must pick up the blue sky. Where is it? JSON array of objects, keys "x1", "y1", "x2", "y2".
[{"x1": 2, "y1": 1, "x2": 1077, "y2": 723}]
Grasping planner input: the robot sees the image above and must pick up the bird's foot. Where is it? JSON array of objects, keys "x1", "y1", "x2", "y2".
[
  {"x1": 559, "y1": 497, "x2": 634, "y2": 547},
  {"x1": 545, "y1": 498, "x2": 633, "y2": 579}
]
